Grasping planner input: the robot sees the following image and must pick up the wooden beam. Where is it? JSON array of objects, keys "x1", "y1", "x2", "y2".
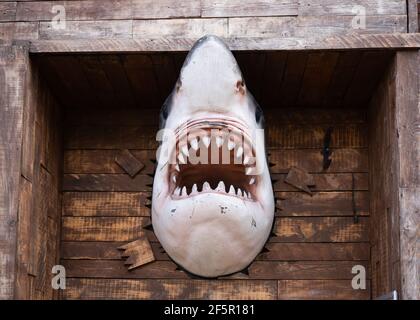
[
  {"x1": 0, "y1": 45, "x2": 28, "y2": 299},
  {"x1": 407, "y1": 0, "x2": 419, "y2": 32},
  {"x1": 28, "y1": 33, "x2": 420, "y2": 53},
  {"x1": 394, "y1": 51, "x2": 419, "y2": 299}
]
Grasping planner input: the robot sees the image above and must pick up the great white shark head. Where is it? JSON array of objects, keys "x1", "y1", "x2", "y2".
[{"x1": 152, "y1": 35, "x2": 275, "y2": 277}]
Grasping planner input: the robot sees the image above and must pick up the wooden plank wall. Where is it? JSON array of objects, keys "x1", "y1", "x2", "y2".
[
  {"x1": 59, "y1": 52, "x2": 372, "y2": 299},
  {"x1": 0, "y1": 0, "x2": 411, "y2": 45},
  {"x1": 369, "y1": 51, "x2": 419, "y2": 300},
  {"x1": 14, "y1": 56, "x2": 63, "y2": 299},
  {"x1": 0, "y1": 45, "x2": 27, "y2": 300}
]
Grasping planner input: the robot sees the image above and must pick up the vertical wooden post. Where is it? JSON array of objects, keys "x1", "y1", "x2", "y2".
[
  {"x1": 395, "y1": 50, "x2": 419, "y2": 300},
  {"x1": 0, "y1": 45, "x2": 29, "y2": 299},
  {"x1": 407, "y1": 0, "x2": 419, "y2": 33}
]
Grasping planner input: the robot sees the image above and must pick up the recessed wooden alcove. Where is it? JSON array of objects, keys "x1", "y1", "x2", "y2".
[{"x1": 5, "y1": 47, "x2": 418, "y2": 300}]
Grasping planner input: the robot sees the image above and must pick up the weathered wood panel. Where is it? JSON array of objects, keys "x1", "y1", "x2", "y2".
[
  {"x1": 276, "y1": 191, "x2": 369, "y2": 216},
  {"x1": 62, "y1": 192, "x2": 151, "y2": 217},
  {"x1": 277, "y1": 280, "x2": 370, "y2": 300},
  {"x1": 394, "y1": 51, "x2": 419, "y2": 300},
  {"x1": 28, "y1": 34, "x2": 420, "y2": 53},
  {"x1": 16, "y1": 0, "x2": 200, "y2": 21},
  {"x1": 64, "y1": 278, "x2": 277, "y2": 300},
  {"x1": 202, "y1": 0, "x2": 298, "y2": 17},
  {"x1": 269, "y1": 149, "x2": 368, "y2": 173},
  {"x1": 133, "y1": 18, "x2": 228, "y2": 39},
  {"x1": 0, "y1": 45, "x2": 27, "y2": 299},
  {"x1": 62, "y1": 174, "x2": 152, "y2": 192},
  {"x1": 62, "y1": 217, "x2": 150, "y2": 242},
  {"x1": 273, "y1": 217, "x2": 369, "y2": 242},
  {"x1": 62, "y1": 259, "x2": 369, "y2": 280},
  {"x1": 64, "y1": 150, "x2": 155, "y2": 174}
]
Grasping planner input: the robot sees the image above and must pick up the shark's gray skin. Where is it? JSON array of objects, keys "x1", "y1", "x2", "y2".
[{"x1": 152, "y1": 35, "x2": 275, "y2": 278}]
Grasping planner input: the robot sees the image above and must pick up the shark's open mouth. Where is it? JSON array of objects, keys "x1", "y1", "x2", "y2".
[{"x1": 168, "y1": 121, "x2": 257, "y2": 201}]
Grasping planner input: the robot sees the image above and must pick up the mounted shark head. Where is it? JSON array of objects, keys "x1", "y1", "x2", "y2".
[{"x1": 152, "y1": 35, "x2": 275, "y2": 277}]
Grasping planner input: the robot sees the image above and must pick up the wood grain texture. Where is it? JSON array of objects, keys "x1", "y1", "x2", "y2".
[
  {"x1": 28, "y1": 34, "x2": 420, "y2": 53},
  {"x1": 0, "y1": 45, "x2": 27, "y2": 299},
  {"x1": 61, "y1": 217, "x2": 150, "y2": 241},
  {"x1": 62, "y1": 259, "x2": 369, "y2": 280},
  {"x1": 63, "y1": 278, "x2": 278, "y2": 300},
  {"x1": 15, "y1": 0, "x2": 200, "y2": 21},
  {"x1": 62, "y1": 192, "x2": 151, "y2": 217},
  {"x1": 269, "y1": 149, "x2": 368, "y2": 173},
  {"x1": 64, "y1": 150, "x2": 155, "y2": 174},
  {"x1": 273, "y1": 217, "x2": 369, "y2": 242},
  {"x1": 62, "y1": 174, "x2": 152, "y2": 192},
  {"x1": 276, "y1": 191, "x2": 369, "y2": 216},
  {"x1": 277, "y1": 280, "x2": 370, "y2": 300},
  {"x1": 273, "y1": 173, "x2": 368, "y2": 192}
]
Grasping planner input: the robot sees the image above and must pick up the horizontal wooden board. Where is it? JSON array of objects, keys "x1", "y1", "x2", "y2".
[
  {"x1": 65, "y1": 125, "x2": 159, "y2": 149},
  {"x1": 260, "y1": 243, "x2": 370, "y2": 261},
  {"x1": 16, "y1": 0, "x2": 200, "y2": 21},
  {"x1": 62, "y1": 174, "x2": 152, "y2": 192},
  {"x1": 62, "y1": 260, "x2": 369, "y2": 280},
  {"x1": 276, "y1": 191, "x2": 369, "y2": 216},
  {"x1": 63, "y1": 278, "x2": 278, "y2": 299},
  {"x1": 64, "y1": 123, "x2": 367, "y2": 149},
  {"x1": 298, "y1": 0, "x2": 406, "y2": 16},
  {"x1": 265, "y1": 108, "x2": 367, "y2": 124},
  {"x1": 133, "y1": 18, "x2": 228, "y2": 39},
  {"x1": 0, "y1": 2, "x2": 16, "y2": 22},
  {"x1": 28, "y1": 34, "x2": 420, "y2": 53},
  {"x1": 202, "y1": 0, "x2": 298, "y2": 17},
  {"x1": 0, "y1": 21, "x2": 38, "y2": 41},
  {"x1": 62, "y1": 192, "x2": 151, "y2": 217},
  {"x1": 228, "y1": 15, "x2": 406, "y2": 39},
  {"x1": 61, "y1": 241, "x2": 369, "y2": 261},
  {"x1": 39, "y1": 20, "x2": 132, "y2": 40},
  {"x1": 273, "y1": 217, "x2": 369, "y2": 242},
  {"x1": 273, "y1": 173, "x2": 368, "y2": 191},
  {"x1": 61, "y1": 217, "x2": 150, "y2": 242},
  {"x1": 65, "y1": 108, "x2": 367, "y2": 126},
  {"x1": 64, "y1": 150, "x2": 155, "y2": 174},
  {"x1": 269, "y1": 149, "x2": 368, "y2": 173},
  {"x1": 277, "y1": 279, "x2": 371, "y2": 300},
  {"x1": 267, "y1": 124, "x2": 368, "y2": 149},
  {"x1": 62, "y1": 241, "x2": 166, "y2": 261}
]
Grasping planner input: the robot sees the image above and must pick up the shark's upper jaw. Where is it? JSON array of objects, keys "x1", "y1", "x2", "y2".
[{"x1": 167, "y1": 122, "x2": 258, "y2": 202}]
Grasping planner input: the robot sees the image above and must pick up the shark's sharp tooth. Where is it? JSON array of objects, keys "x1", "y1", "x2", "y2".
[
  {"x1": 181, "y1": 186, "x2": 187, "y2": 197},
  {"x1": 178, "y1": 153, "x2": 186, "y2": 164},
  {"x1": 228, "y1": 140, "x2": 235, "y2": 150},
  {"x1": 248, "y1": 192, "x2": 252, "y2": 199},
  {"x1": 203, "y1": 181, "x2": 211, "y2": 191},
  {"x1": 246, "y1": 167, "x2": 253, "y2": 175},
  {"x1": 190, "y1": 138, "x2": 199, "y2": 150},
  {"x1": 175, "y1": 164, "x2": 180, "y2": 172},
  {"x1": 228, "y1": 185, "x2": 235, "y2": 195},
  {"x1": 191, "y1": 183, "x2": 198, "y2": 194},
  {"x1": 216, "y1": 181, "x2": 226, "y2": 192},
  {"x1": 216, "y1": 136, "x2": 223, "y2": 148},
  {"x1": 202, "y1": 136, "x2": 210, "y2": 148},
  {"x1": 249, "y1": 177, "x2": 255, "y2": 185},
  {"x1": 243, "y1": 155, "x2": 250, "y2": 165},
  {"x1": 181, "y1": 145, "x2": 189, "y2": 157},
  {"x1": 172, "y1": 175, "x2": 177, "y2": 183},
  {"x1": 236, "y1": 146, "x2": 244, "y2": 158},
  {"x1": 237, "y1": 188, "x2": 242, "y2": 196},
  {"x1": 174, "y1": 187, "x2": 180, "y2": 196}
]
